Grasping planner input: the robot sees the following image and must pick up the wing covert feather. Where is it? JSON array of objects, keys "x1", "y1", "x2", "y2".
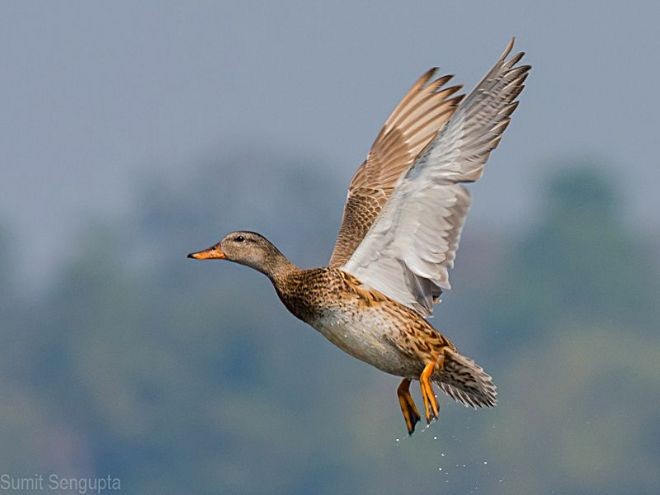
[
  {"x1": 343, "y1": 39, "x2": 530, "y2": 316},
  {"x1": 329, "y1": 69, "x2": 464, "y2": 266}
]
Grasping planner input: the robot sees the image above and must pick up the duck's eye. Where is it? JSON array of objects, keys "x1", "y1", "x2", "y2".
[{"x1": 234, "y1": 235, "x2": 245, "y2": 243}]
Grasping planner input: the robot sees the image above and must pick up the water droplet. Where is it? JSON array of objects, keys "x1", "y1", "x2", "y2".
[
  {"x1": 438, "y1": 467, "x2": 442, "y2": 471},
  {"x1": 395, "y1": 438, "x2": 400, "y2": 443},
  {"x1": 433, "y1": 436, "x2": 437, "y2": 440},
  {"x1": 483, "y1": 461, "x2": 488, "y2": 465}
]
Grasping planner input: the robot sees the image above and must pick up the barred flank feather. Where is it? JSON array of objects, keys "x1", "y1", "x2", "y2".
[{"x1": 436, "y1": 348, "x2": 497, "y2": 408}]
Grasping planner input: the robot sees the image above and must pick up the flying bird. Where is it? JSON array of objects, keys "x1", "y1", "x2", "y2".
[{"x1": 189, "y1": 39, "x2": 530, "y2": 434}]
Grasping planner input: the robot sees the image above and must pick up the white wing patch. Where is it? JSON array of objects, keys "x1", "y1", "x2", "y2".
[{"x1": 343, "y1": 40, "x2": 530, "y2": 316}]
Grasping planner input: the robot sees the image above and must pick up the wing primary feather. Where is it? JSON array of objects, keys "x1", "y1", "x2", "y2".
[
  {"x1": 341, "y1": 40, "x2": 530, "y2": 316},
  {"x1": 328, "y1": 65, "x2": 466, "y2": 267}
]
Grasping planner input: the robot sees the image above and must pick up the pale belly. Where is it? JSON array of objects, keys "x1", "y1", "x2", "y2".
[{"x1": 309, "y1": 307, "x2": 424, "y2": 378}]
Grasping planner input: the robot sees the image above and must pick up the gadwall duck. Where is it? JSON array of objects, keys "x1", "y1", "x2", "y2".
[{"x1": 189, "y1": 39, "x2": 530, "y2": 434}]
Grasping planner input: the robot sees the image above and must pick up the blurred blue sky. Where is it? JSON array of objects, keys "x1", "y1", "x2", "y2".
[{"x1": 1, "y1": 0, "x2": 659, "y2": 284}]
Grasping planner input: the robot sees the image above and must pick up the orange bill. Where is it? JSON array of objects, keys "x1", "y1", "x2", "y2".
[{"x1": 187, "y1": 245, "x2": 226, "y2": 260}]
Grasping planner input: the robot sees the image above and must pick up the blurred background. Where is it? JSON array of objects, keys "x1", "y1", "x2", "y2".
[{"x1": 1, "y1": 1, "x2": 659, "y2": 494}]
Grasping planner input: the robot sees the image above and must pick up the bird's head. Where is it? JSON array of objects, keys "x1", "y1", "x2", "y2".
[{"x1": 187, "y1": 231, "x2": 291, "y2": 278}]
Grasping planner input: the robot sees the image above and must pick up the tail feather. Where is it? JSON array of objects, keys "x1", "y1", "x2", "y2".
[{"x1": 436, "y1": 349, "x2": 497, "y2": 408}]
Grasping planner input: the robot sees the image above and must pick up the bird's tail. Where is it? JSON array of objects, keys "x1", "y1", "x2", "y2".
[{"x1": 435, "y1": 348, "x2": 497, "y2": 408}]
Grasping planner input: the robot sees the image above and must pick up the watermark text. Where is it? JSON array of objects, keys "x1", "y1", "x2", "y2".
[{"x1": 0, "y1": 474, "x2": 120, "y2": 494}]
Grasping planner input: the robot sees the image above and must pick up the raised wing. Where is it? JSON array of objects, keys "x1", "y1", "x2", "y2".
[
  {"x1": 328, "y1": 68, "x2": 464, "y2": 266},
  {"x1": 343, "y1": 39, "x2": 530, "y2": 316}
]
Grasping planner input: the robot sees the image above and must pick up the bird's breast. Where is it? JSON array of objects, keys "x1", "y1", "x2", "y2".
[{"x1": 308, "y1": 305, "x2": 422, "y2": 377}]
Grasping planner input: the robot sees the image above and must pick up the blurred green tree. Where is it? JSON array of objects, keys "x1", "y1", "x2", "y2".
[
  {"x1": 1, "y1": 158, "x2": 658, "y2": 495},
  {"x1": 480, "y1": 166, "x2": 659, "y2": 353}
]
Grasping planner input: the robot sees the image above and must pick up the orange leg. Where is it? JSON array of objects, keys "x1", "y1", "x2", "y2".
[
  {"x1": 420, "y1": 352, "x2": 446, "y2": 424},
  {"x1": 397, "y1": 378, "x2": 421, "y2": 435}
]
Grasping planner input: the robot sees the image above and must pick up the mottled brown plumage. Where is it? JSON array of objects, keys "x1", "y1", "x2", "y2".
[
  {"x1": 329, "y1": 69, "x2": 464, "y2": 267},
  {"x1": 189, "y1": 231, "x2": 496, "y2": 434},
  {"x1": 189, "y1": 40, "x2": 530, "y2": 434}
]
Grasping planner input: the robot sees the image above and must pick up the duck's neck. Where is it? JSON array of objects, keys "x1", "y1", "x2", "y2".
[{"x1": 257, "y1": 251, "x2": 299, "y2": 285}]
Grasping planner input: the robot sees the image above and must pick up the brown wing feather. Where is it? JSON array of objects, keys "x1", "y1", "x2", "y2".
[{"x1": 329, "y1": 69, "x2": 464, "y2": 267}]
